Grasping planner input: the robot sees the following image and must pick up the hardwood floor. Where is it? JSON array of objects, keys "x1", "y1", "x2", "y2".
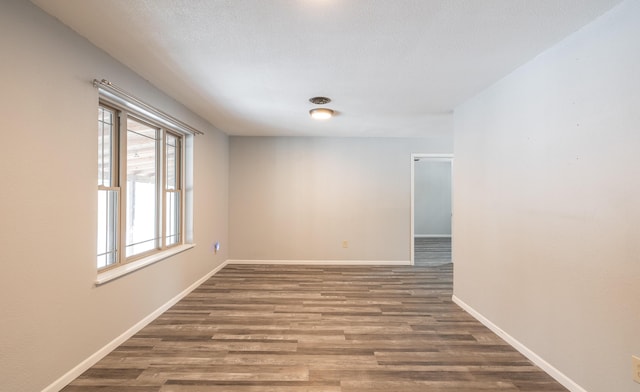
[
  {"x1": 62, "y1": 262, "x2": 567, "y2": 391},
  {"x1": 414, "y1": 237, "x2": 451, "y2": 266}
]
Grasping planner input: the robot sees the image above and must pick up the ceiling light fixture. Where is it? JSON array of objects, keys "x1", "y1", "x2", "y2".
[
  {"x1": 309, "y1": 107, "x2": 334, "y2": 120},
  {"x1": 309, "y1": 96, "x2": 334, "y2": 120}
]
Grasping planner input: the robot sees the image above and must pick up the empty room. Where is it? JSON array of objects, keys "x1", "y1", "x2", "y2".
[{"x1": 1, "y1": 1, "x2": 639, "y2": 391}]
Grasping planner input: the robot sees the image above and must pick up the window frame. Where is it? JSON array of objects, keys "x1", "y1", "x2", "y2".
[
  {"x1": 163, "y1": 131, "x2": 183, "y2": 248},
  {"x1": 97, "y1": 103, "x2": 120, "y2": 269},
  {"x1": 97, "y1": 98, "x2": 188, "y2": 274},
  {"x1": 123, "y1": 114, "x2": 162, "y2": 261}
]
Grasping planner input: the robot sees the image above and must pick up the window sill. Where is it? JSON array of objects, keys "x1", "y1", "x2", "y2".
[{"x1": 96, "y1": 244, "x2": 195, "y2": 285}]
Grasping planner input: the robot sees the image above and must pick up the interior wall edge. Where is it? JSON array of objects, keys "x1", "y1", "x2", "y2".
[
  {"x1": 42, "y1": 261, "x2": 231, "y2": 392},
  {"x1": 452, "y1": 295, "x2": 588, "y2": 392}
]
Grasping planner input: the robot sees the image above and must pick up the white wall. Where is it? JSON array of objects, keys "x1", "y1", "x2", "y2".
[
  {"x1": 453, "y1": 1, "x2": 640, "y2": 391},
  {"x1": 0, "y1": 2, "x2": 228, "y2": 391},
  {"x1": 414, "y1": 161, "x2": 452, "y2": 236},
  {"x1": 229, "y1": 136, "x2": 452, "y2": 262}
]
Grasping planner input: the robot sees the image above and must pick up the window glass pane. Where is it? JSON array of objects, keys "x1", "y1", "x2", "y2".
[
  {"x1": 166, "y1": 133, "x2": 178, "y2": 190},
  {"x1": 165, "y1": 191, "x2": 181, "y2": 246},
  {"x1": 126, "y1": 118, "x2": 159, "y2": 257},
  {"x1": 98, "y1": 107, "x2": 114, "y2": 187},
  {"x1": 97, "y1": 189, "x2": 118, "y2": 268}
]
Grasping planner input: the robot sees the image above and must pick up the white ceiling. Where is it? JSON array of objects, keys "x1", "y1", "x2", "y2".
[{"x1": 32, "y1": 0, "x2": 620, "y2": 137}]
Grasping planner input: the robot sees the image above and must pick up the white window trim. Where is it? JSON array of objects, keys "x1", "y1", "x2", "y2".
[{"x1": 96, "y1": 244, "x2": 195, "y2": 285}]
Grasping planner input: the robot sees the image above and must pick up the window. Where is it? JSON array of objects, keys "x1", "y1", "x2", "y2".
[
  {"x1": 97, "y1": 105, "x2": 119, "y2": 269},
  {"x1": 165, "y1": 133, "x2": 182, "y2": 247},
  {"x1": 97, "y1": 102, "x2": 186, "y2": 271}
]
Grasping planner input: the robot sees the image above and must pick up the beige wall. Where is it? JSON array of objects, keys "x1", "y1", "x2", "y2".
[
  {"x1": 229, "y1": 136, "x2": 452, "y2": 262},
  {"x1": 0, "y1": 2, "x2": 228, "y2": 391},
  {"x1": 453, "y1": 1, "x2": 640, "y2": 391}
]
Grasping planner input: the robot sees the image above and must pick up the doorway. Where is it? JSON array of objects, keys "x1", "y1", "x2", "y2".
[{"x1": 410, "y1": 154, "x2": 453, "y2": 266}]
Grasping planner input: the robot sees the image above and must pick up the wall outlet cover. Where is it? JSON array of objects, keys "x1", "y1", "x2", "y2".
[{"x1": 211, "y1": 241, "x2": 220, "y2": 253}]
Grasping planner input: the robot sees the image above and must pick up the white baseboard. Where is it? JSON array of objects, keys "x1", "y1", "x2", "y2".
[
  {"x1": 43, "y1": 260, "x2": 230, "y2": 392},
  {"x1": 228, "y1": 259, "x2": 411, "y2": 265},
  {"x1": 415, "y1": 234, "x2": 452, "y2": 238},
  {"x1": 451, "y1": 295, "x2": 587, "y2": 392}
]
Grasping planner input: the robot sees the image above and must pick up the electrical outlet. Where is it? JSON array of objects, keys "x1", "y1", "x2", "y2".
[
  {"x1": 342, "y1": 240, "x2": 348, "y2": 248},
  {"x1": 633, "y1": 355, "x2": 640, "y2": 383}
]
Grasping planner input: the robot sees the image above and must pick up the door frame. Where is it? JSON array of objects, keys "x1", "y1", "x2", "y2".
[{"x1": 410, "y1": 153, "x2": 454, "y2": 265}]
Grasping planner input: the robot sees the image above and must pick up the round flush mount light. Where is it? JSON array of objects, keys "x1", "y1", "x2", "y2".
[{"x1": 309, "y1": 107, "x2": 334, "y2": 120}]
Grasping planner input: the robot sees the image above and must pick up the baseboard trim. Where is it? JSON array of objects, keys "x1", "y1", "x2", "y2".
[
  {"x1": 228, "y1": 259, "x2": 411, "y2": 266},
  {"x1": 43, "y1": 260, "x2": 230, "y2": 392},
  {"x1": 451, "y1": 295, "x2": 587, "y2": 392},
  {"x1": 415, "y1": 234, "x2": 452, "y2": 238}
]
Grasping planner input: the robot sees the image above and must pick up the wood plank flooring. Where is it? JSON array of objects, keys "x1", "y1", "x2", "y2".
[
  {"x1": 62, "y1": 261, "x2": 567, "y2": 391},
  {"x1": 414, "y1": 237, "x2": 451, "y2": 266}
]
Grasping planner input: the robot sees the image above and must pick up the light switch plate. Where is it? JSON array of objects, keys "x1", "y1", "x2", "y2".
[{"x1": 633, "y1": 355, "x2": 640, "y2": 383}]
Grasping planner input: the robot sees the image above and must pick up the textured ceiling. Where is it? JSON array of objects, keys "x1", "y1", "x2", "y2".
[{"x1": 32, "y1": 0, "x2": 621, "y2": 137}]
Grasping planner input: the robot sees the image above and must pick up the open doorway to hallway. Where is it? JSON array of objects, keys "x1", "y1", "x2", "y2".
[{"x1": 411, "y1": 154, "x2": 453, "y2": 266}]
